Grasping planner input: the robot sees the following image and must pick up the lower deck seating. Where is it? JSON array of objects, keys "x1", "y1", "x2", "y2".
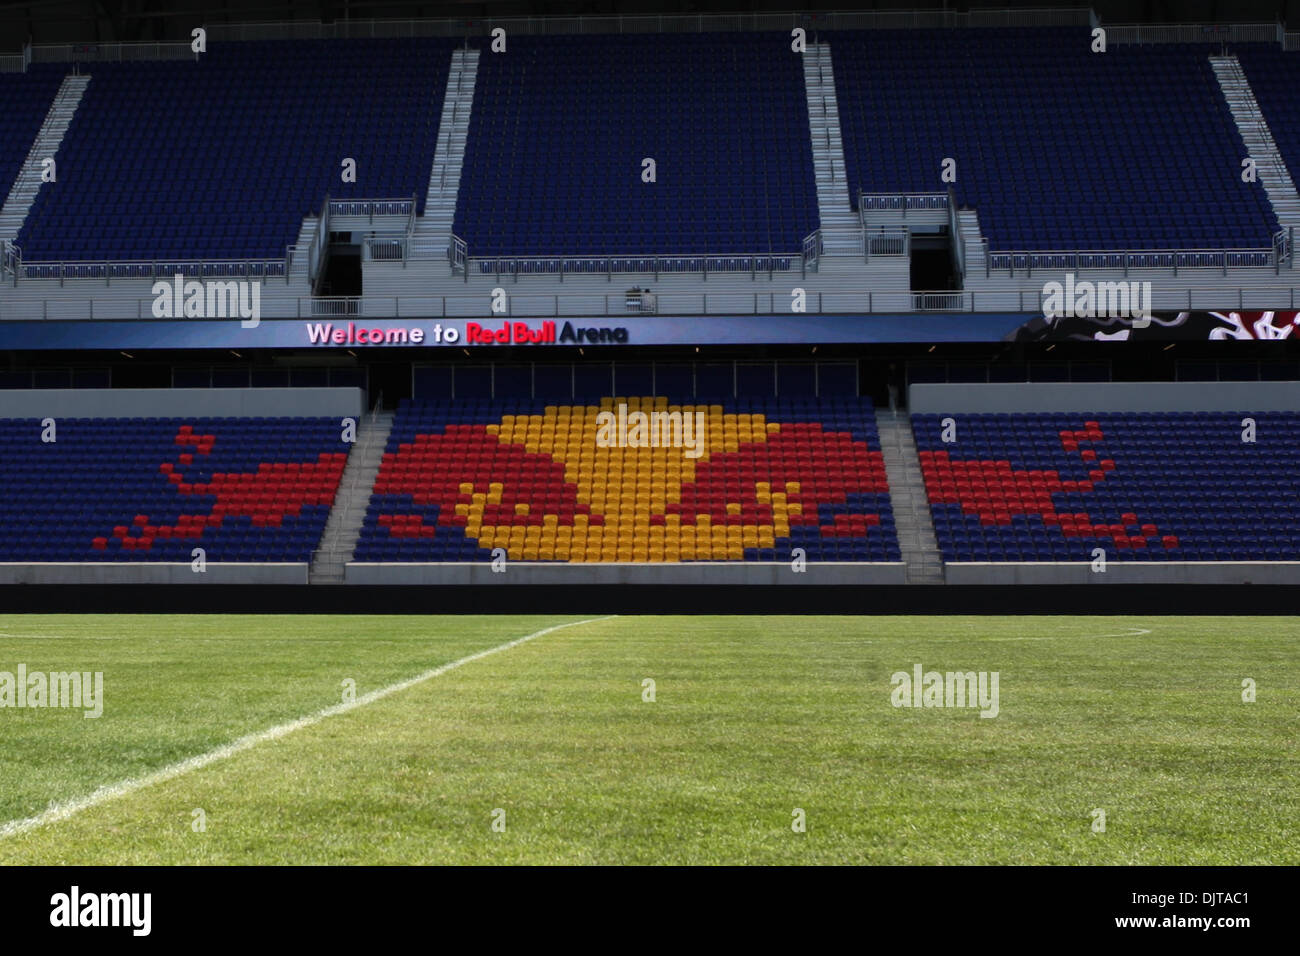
[
  {"x1": 913, "y1": 412, "x2": 1300, "y2": 561},
  {"x1": 357, "y1": 397, "x2": 898, "y2": 562},
  {"x1": 0, "y1": 417, "x2": 348, "y2": 561}
]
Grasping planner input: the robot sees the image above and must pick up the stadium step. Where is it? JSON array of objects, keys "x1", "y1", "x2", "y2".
[
  {"x1": 876, "y1": 408, "x2": 945, "y2": 584},
  {"x1": 955, "y1": 208, "x2": 987, "y2": 283},
  {"x1": 803, "y1": 43, "x2": 862, "y2": 257},
  {"x1": 1210, "y1": 54, "x2": 1300, "y2": 269},
  {"x1": 289, "y1": 217, "x2": 319, "y2": 280},
  {"x1": 0, "y1": 73, "x2": 92, "y2": 249},
  {"x1": 415, "y1": 46, "x2": 480, "y2": 260},
  {"x1": 309, "y1": 407, "x2": 396, "y2": 583}
]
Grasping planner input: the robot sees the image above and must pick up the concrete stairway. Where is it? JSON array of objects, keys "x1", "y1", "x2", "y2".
[
  {"x1": 414, "y1": 46, "x2": 479, "y2": 261},
  {"x1": 803, "y1": 43, "x2": 860, "y2": 257},
  {"x1": 0, "y1": 74, "x2": 91, "y2": 245},
  {"x1": 876, "y1": 407, "x2": 945, "y2": 584},
  {"x1": 308, "y1": 407, "x2": 394, "y2": 584},
  {"x1": 1211, "y1": 54, "x2": 1299, "y2": 267},
  {"x1": 954, "y1": 208, "x2": 986, "y2": 284},
  {"x1": 289, "y1": 216, "x2": 319, "y2": 284}
]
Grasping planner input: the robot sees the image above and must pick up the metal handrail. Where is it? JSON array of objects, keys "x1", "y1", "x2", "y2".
[
  {"x1": 858, "y1": 191, "x2": 949, "y2": 214},
  {"x1": 204, "y1": 9, "x2": 1093, "y2": 43},
  {"x1": 1103, "y1": 23, "x2": 1281, "y2": 46},
  {"x1": 27, "y1": 41, "x2": 197, "y2": 63},
  {"x1": 5, "y1": 287, "x2": 1298, "y2": 321},
  {"x1": 948, "y1": 186, "x2": 967, "y2": 283},
  {"x1": 468, "y1": 249, "x2": 805, "y2": 281},
  {"x1": 985, "y1": 243, "x2": 1282, "y2": 277},
  {"x1": 449, "y1": 234, "x2": 468, "y2": 274},
  {"x1": 11, "y1": 255, "x2": 288, "y2": 283},
  {"x1": 327, "y1": 198, "x2": 415, "y2": 220},
  {"x1": 865, "y1": 226, "x2": 909, "y2": 260}
]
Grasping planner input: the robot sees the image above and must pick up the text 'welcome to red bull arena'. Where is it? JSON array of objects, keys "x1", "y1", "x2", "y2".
[{"x1": 0, "y1": 0, "x2": 1296, "y2": 907}]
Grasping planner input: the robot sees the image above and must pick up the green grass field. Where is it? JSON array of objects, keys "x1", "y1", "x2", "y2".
[{"x1": 0, "y1": 614, "x2": 1296, "y2": 865}]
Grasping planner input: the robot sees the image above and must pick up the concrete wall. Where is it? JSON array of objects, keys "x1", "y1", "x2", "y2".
[
  {"x1": 943, "y1": 562, "x2": 1300, "y2": 585},
  {"x1": 910, "y1": 381, "x2": 1300, "y2": 414},
  {"x1": 345, "y1": 562, "x2": 906, "y2": 586},
  {"x1": 0, "y1": 563, "x2": 308, "y2": 585},
  {"x1": 0, "y1": 388, "x2": 365, "y2": 418}
]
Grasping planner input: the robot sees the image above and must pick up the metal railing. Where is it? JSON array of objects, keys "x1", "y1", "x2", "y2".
[
  {"x1": 984, "y1": 240, "x2": 1286, "y2": 277},
  {"x1": 912, "y1": 292, "x2": 968, "y2": 311},
  {"x1": 801, "y1": 229, "x2": 822, "y2": 273},
  {"x1": 4, "y1": 287, "x2": 1299, "y2": 322},
  {"x1": 362, "y1": 235, "x2": 406, "y2": 263},
  {"x1": 28, "y1": 41, "x2": 197, "y2": 63},
  {"x1": 858, "y1": 191, "x2": 949, "y2": 216},
  {"x1": 308, "y1": 197, "x2": 330, "y2": 289},
  {"x1": 467, "y1": 250, "x2": 807, "y2": 281},
  {"x1": 1103, "y1": 22, "x2": 1283, "y2": 46},
  {"x1": 449, "y1": 234, "x2": 468, "y2": 273},
  {"x1": 205, "y1": 9, "x2": 1093, "y2": 43},
  {"x1": 0, "y1": 240, "x2": 17, "y2": 277},
  {"x1": 9, "y1": 254, "x2": 288, "y2": 283},
  {"x1": 327, "y1": 198, "x2": 415, "y2": 222},
  {"x1": 0, "y1": 53, "x2": 24, "y2": 73},
  {"x1": 5, "y1": 11, "x2": 1287, "y2": 72},
  {"x1": 865, "y1": 227, "x2": 909, "y2": 259},
  {"x1": 947, "y1": 186, "x2": 966, "y2": 283}
]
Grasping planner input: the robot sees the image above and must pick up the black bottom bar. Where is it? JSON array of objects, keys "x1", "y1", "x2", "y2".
[{"x1": 0, "y1": 584, "x2": 1295, "y2": 615}]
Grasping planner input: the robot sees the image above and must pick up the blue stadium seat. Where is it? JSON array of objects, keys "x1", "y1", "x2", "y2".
[
  {"x1": 453, "y1": 33, "x2": 819, "y2": 261},
  {"x1": 832, "y1": 27, "x2": 1280, "y2": 252},
  {"x1": 16, "y1": 39, "x2": 455, "y2": 263}
]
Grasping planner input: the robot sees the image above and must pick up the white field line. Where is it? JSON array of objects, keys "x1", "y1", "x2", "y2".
[
  {"x1": 918, "y1": 626, "x2": 1154, "y2": 642},
  {"x1": 1084, "y1": 627, "x2": 1153, "y2": 639},
  {"x1": 0, "y1": 615, "x2": 616, "y2": 840}
]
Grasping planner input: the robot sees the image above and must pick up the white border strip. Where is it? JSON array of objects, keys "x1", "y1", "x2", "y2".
[{"x1": 0, "y1": 615, "x2": 616, "y2": 840}]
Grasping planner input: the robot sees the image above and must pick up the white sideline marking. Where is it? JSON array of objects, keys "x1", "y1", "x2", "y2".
[
  {"x1": 1086, "y1": 627, "x2": 1153, "y2": 639},
  {"x1": 0, "y1": 616, "x2": 616, "y2": 840}
]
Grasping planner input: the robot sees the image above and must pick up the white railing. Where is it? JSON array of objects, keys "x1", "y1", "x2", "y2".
[
  {"x1": 802, "y1": 229, "x2": 822, "y2": 272},
  {"x1": 4, "y1": 287, "x2": 1299, "y2": 321},
  {"x1": 0, "y1": 240, "x2": 17, "y2": 277},
  {"x1": 0, "y1": 53, "x2": 24, "y2": 73},
  {"x1": 467, "y1": 249, "x2": 808, "y2": 280},
  {"x1": 984, "y1": 242, "x2": 1285, "y2": 276},
  {"x1": 28, "y1": 41, "x2": 197, "y2": 63},
  {"x1": 10, "y1": 255, "x2": 289, "y2": 283},
  {"x1": 205, "y1": 9, "x2": 1093, "y2": 42},
  {"x1": 327, "y1": 198, "x2": 415, "y2": 221},
  {"x1": 1285, "y1": 32, "x2": 1300, "y2": 51},
  {"x1": 913, "y1": 292, "x2": 968, "y2": 311},
  {"x1": 362, "y1": 235, "x2": 406, "y2": 263},
  {"x1": 449, "y1": 234, "x2": 468, "y2": 273},
  {"x1": 865, "y1": 227, "x2": 909, "y2": 259},
  {"x1": 858, "y1": 192, "x2": 949, "y2": 216},
  {"x1": 1103, "y1": 23, "x2": 1283, "y2": 46}
]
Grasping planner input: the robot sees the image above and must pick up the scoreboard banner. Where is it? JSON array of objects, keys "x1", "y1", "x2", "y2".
[{"x1": 0, "y1": 311, "x2": 1293, "y2": 351}]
